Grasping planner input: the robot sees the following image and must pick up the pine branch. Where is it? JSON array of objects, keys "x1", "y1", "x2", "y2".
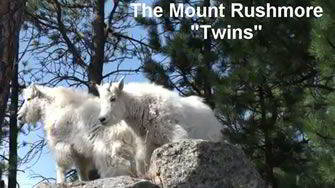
[
  {"x1": 315, "y1": 131, "x2": 335, "y2": 141},
  {"x1": 107, "y1": 0, "x2": 120, "y2": 31},
  {"x1": 326, "y1": 37, "x2": 335, "y2": 50},
  {"x1": 110, "y1": 32, "x2": 153, "y2": 49},
  {"x1": 305, "y1": 84, "x2": 335, "y2": 92},
  {"x1": 102, "y1": 67, "x2": 141, "y2": 79},
  {"x1": 53, "y1": 0, "x2": 87, "y2": 68},
  {"x1": 0, "y1": 154, "x2": 9, "y2": 161}
]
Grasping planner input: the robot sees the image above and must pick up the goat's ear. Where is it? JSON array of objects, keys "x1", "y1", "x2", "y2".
[
  {"x1": 30, "y1": 82, "x2": 36, "y2": 89},
  {"x1": 91, "y1": 82, "x2": 100, "y2": 91},
  {"x1": 30, "y1": 83, "x2": 36, "y2": 89},
  {"x1": 108, "y1": 82, "x2": 112, "y2": 91},
  {"x1": 117, "y1": 76, "x2": 125, "y2": 91},
  {"x1": 31, "y1": 84, "x2": 42, "y2": 97}
]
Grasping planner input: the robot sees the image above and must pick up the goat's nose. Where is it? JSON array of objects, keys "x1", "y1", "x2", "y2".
[
  {"x1": 17, "y1": 114, "x2": 23, "y2": 121},
  {"x1": 99, "y1": 117, "x2": 106, "y2": 123}
]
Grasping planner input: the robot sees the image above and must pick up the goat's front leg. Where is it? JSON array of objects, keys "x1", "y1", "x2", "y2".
[
  {"x1": 56, "y1": 165, "x2": 66, "y2": 183},
  {"x1": 135, "y1": 145, "x2": 147, "y2": 176},
  {"x1": 76, "y1": 165, "x2": 88, "y2": 181},
  {"x1": 70, "y1": 144, "x2": 93, "y2": 181},
  {"x1": 73, "y1": 155, "x2": 94, "y2": 181},
  {"x1": 75, "y1": 157, "x2": 95, "y2": 181}
]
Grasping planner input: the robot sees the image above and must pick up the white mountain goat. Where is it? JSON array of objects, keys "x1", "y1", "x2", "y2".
[
  {"x1": 17, "y1": 84, "x2": 143, "y2": 182},
  {"x1": 95, "y1": 78, "x2": 223, "y2": 171}
]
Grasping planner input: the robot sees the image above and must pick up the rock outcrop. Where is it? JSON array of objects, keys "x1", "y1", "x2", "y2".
[
  {"x1": 148, "y1": 139, "x2": 265, "y2": 188},
  {"x1": 36, "y1": 176, "x2": 158, "y2": 188},
  {"x1": 37, "y1": 139, "x2": 265, "y2": 188}
]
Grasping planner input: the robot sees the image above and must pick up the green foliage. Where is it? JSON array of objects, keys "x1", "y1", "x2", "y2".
[
  {"x1": 301, "y1": 0, "x2": 335, "y2": 185},
  {"x1": 138, "y1": 0, "x2": 335, "y2": 186},
  {"x1": 142, "y1": 57, "x2": 174, "y2": 89},
  {"x1": 302, "y1": 93, "x2": 335, "y2": 186}
]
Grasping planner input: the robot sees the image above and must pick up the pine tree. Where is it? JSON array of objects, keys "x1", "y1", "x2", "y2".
[
  {"x1": 24, "y1": 0, "x2": 142, "y2": 94},
  {"x1": 137, "y1": 0, "x2": 335, "y2": 186},
  {"x1": 0, "y1": 0, "x2": 24, "y2": 187},
  {"x1": 302, "y1": 0, "x2": 335, "y2": 185}
]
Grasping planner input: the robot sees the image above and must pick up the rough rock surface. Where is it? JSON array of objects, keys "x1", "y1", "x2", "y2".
[
  {"x1": 36, "y1": 139, "x2": 265, "y2": 188},
  {"x1": 148, "y1": 139, "x2": 265, "y2": 188},
  {"x1": 35, "y1": 176, "x2": 158, "y2": 188}
]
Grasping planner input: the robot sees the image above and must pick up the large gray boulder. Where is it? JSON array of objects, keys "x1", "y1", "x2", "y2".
[
  {"x1": 36, "y1": 176, "x2": 158, "y2": 188},
  {"x1": 36, "y1": 139, "x2": 265, "y2": 188},
  {"x1": 148, "y1": 139, "x2": 265, "y2": 188}
]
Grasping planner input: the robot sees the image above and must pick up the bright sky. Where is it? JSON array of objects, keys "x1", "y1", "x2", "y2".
[{"x1": 14, "y1": 1, "x2": 151, "y2": 187}]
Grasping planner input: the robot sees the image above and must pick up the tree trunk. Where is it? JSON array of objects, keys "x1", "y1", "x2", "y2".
[
  {"x1": 8, "y1": 40, "x2": 19, "y2": 188},
  {"x1": 0, "y1": 0, "x2": 24, "y2": 187},
  {"x1": 0, "y1": 0, "x2": 24, "y2": 136},
  {"x1": 259, "y1": 87, "x2": 277, "y2": 188},
  {"x1": 201, "y1": 0, "x2": 215, "y2": 109},
  {"x1": 85, "y1": 0, "x2": 106, "y2": 179},
  {"x1": 88, "y1": 0, "x2": 105, "y2": 96},
  {"x1": 0, "y1": 168, "x2": 4, "y2": 188},
  {"x1": 0, "y1": 0, "x2": 11, "y2": 137}
]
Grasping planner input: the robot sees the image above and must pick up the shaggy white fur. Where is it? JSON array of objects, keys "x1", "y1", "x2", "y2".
[
  {"x1": 96, "y1": 79, "x2": 223, "y2": 172},
  {"x1": 90, "y1": 122, "x2": 146, "y2": 177},
  {"x1": 17, "y1": 84, "x2": 143, "y2": 182}
]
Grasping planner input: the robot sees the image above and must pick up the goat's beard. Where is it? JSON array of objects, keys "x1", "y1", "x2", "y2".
[{"x1": 24, "y1": 108, "x2": 41, "y2": 125}]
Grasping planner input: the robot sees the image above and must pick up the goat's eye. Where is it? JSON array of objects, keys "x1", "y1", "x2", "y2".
[
  {"x1": 27, "y1": 98, "x2": 32, "y2": 101},
  {"x1": 110, "y1": 97, "x2": 116, "y2": 102}
]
